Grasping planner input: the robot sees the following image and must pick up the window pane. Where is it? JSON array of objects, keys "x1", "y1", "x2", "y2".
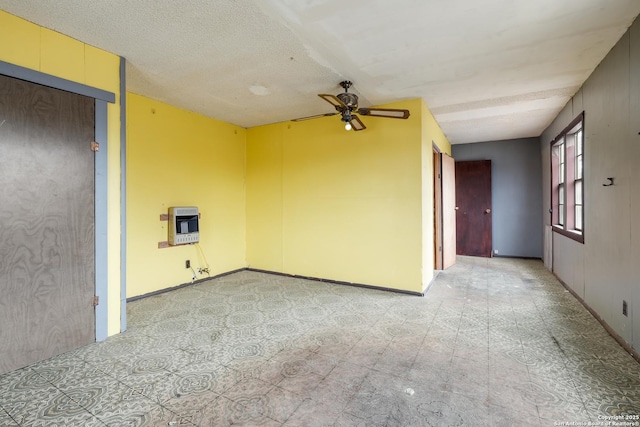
[
  {"x1": 576, "y1": 155, "x2": 583, "y2": 179},
  {"x1": 551, "y1": 115, "x2": 584, "y2": 238},
  {"x1": 576, "y1": 130, "x2": 583, "y2": 155}
]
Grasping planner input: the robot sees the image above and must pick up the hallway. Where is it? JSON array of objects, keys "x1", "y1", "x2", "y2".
[{"x1": 1, "y1": 257, "x2": 639, "y2": 426}]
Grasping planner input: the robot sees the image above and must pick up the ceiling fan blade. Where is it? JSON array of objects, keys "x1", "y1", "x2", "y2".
[
  {"x1": 291, "y1": 112, "x2": 338, "y2": 122},
  {"x1": 319, "y1": 94, "x2": 347, "y2": 109},
  {"x1": 350, "y1": 115, "x2": 366, "y2": 131},
  {"x1": 357, "y1": 108, "x2": 410, "y2": 119}
]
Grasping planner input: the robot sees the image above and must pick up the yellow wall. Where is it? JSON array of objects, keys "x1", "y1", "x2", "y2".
[
  {"x1": 247, "y1": 99, "x2": 445, "y2": 293},
  {"x1": 0, "y1": 11, "x2": 122, "y2": 335},
  {"x1": 126, "y1": 93, "x2": 247, "y2": 297},
  {"x1": 246, "y1": 125, "x2": 284, "y2": 272},
  {"x1": 2, "y1": 9, "x2": 452, "y2": 316}
]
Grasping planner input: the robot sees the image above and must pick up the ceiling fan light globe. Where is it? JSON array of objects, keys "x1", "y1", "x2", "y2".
[{"x1": 345, "y1": 122, "x2": 352, "y2": 131}]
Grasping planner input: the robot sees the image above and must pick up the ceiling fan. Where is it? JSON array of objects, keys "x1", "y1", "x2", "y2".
[{"x1": 292, "y1": 81, "x2": 410, "y2": 131}]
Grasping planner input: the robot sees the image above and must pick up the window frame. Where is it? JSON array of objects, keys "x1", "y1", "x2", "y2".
[{"x1": 550, "y1": 112, "x2": 585, "y2": 244}]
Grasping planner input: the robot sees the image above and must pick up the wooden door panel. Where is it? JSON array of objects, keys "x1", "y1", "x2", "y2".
[
  {"x1": 455, "y1": 160, "x2": 492, "y2": 257},
  {"x1": 0, "y1": 75, "x2": 95, "y2": 374}
]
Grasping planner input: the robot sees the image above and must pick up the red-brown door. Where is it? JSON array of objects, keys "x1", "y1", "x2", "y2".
[{"x1": 455, "y1": 160, "x2": 492, "y2": 257}]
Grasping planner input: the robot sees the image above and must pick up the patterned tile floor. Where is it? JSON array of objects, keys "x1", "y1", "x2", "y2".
[{"x1": 1, "y1": 256, "x2": 640, "y2": 426}]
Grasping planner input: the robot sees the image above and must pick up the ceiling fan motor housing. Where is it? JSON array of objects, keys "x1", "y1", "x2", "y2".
[{"x1": 337, "y1": 92, "x2": 358, "y2": 108}]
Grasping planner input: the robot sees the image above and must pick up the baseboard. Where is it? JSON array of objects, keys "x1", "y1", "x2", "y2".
[
  {"x1": 554, "y1": 274, "x2": 640, "y2": 364},
  {"x1": 126, "y1": 268, "x2": 246, "y2": 302},
  {"x1": 493, "y1": 254, "x2": 543, "y2": 260},
  {"x1": 246, "y1": 268, "x2": 424, "y2": 297},
  {"x1": 127, "y1": 267, "x2": 424, "y2": 302}
]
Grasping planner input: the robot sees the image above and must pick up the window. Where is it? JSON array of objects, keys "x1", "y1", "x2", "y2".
[{"x1": 551, "y1": 112, "x2": 584, "y2": 243}]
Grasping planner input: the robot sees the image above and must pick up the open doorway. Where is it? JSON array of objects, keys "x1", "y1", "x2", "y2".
[
  {"x1": 433, "y1": 145, "x2": 456, "y2": 270},
  {"x1": 433, "y1": 147, "x2": 443, "y2": 269}
]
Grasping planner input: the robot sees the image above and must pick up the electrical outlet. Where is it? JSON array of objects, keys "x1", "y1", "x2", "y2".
[
  {"x1": 494, "y1": 249, "x2": 499, "y2": 255},
  {"x1": 185, "y1": 260, "x2": 190, "y2": 269},
  {"x1": 623, "y1": 300, "x2": 628, "y2": 317}
]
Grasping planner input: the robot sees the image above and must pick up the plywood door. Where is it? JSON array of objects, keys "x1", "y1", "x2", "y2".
[
  {"x1": 0, "y1": 75, "x2": 95, "y2": 374},
  {"x1": 455, "y1": 160, "x2": 492, "y2": 257},
  {"x1": 441, "y1": 154, "x2": 457, "y2": 268}
]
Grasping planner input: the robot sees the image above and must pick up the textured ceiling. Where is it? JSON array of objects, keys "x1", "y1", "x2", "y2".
[{"x1": 1, "y1": 0, "x2": 639, "y2": 144}]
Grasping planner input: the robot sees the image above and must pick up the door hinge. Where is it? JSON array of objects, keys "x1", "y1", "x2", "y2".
[
  {"x1": 91, "y1": 141, "x2": 100, "y2": 152},
  {"x1": 92, "y1": 296, "x2": 99, "y2": 306}
]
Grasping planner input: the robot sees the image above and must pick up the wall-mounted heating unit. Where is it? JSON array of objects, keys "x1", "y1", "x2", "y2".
[{"x1": 168, "y1": 206, "x2": 199, "y2": 245}]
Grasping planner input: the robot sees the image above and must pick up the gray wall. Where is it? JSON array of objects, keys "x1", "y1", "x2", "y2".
[
  {"x1": 541, "y1": 17, "x2": 639, "y2": 352},
  {"x1": 452, "y1": 138, "x2": 542, "y2": 259}
]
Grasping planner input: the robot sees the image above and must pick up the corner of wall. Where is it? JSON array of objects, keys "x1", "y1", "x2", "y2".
[
  {"x1": 419, "y1": 98, "x2": 453, "y2": 288},
  {"x1": 125, "y1": 94, "x2": 247, "y2": 298}
]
